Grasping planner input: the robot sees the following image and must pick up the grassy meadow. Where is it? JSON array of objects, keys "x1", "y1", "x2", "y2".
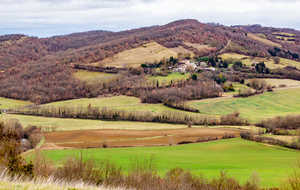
[
  {"x1": 189, "y1": 88, "x2": 300, "y2": 121},
  {"x1": 147, "y1": 72, "x2": 190, "y2": 85},
  {"x1": 219, "y1": 53, "x2": 300, "y2": 69},
  {"x1": 73, "y1": 70, "x2": 119, "y2": 84},
  {"x1": 43, "y1": 96, "x2": 141, "y2": 108},
  {"x1": 97, "y1": 42, "x2": 178, "y2": 68},
  {"x1": 32, "y1": 138, "x2": 300, "y2": 188},
  {"x1": 248, "y1": 33, "x2": 282, "y2": 47},
  {"x1": 245, "y1": 78, "x2": 300, "y2": 87},
  {"x1": 0, "y1": 97, "x2": 34, "y2": 110},
  {"x1": 3, "y1": 114, "x2": 191, "y2": 131}
]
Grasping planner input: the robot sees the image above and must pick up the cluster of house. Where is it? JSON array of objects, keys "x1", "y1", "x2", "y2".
[{"x1": 172, "y1": 60, "x2": 215, "y2": 73}]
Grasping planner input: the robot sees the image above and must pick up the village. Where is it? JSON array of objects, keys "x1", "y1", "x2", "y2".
[{"x1": 171, "y1": 59, "x2": 216, "y2": 73}]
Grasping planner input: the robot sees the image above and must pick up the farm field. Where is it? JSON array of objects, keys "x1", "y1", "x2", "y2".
[
  {"x1": 3, "y1": 114, "x2": 194, "y2": 131},
  {"x1": 147, "y1": 72, "x2": 190, "y2": 85},
  {"x1": 73, "y1": 70, "x2": 119, "y2": 84},
  {"x1": 0, "y1": 97, "x2": 34, "y2": 109},
  {"x1": 261, "y1": 134, "x2": 297, "y2": 142},
  {"x1": 41, "y1": 95, "x2": 203, "y2": 116},
  {"x1": 170, "y1": 46, "x2": 195, "y2": 57},
  {"x1": 246, "y1": 78, "x2": 300, "y2": 87},
  {"x1": 182, "y1": 42, "x2": 210, "y2": 50},
  {"x1": 219, "y1": 53, "x2": 300, "y2": 69},
  {"x1": 188, "y1": 88, "x2": 300, "y2": 121},
  {"x1": 33, "y1": 138, "x2": 299, "y2": 188},
  {"x1": 96, "y1": 42, "x2": 178, "y2": 68},
  {"x1": 42, "y1": 96, "x2": 141, "y2": 108},
  {"x1": 247, "y1": 33, "x2": 282, "y2": 47},
  {"x1": 41, "y1": 128, "x2": 242, "y2": 149}
]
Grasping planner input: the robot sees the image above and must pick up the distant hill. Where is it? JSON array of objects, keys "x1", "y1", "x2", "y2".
[{"x1": 0, "y1": 19, "x2": 300, "y2": 103}]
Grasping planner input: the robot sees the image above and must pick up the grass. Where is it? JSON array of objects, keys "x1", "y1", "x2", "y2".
[
  {"x1": 3, "y1": 114, "x2": 190, "y2": 131},
  {"x1": 0, "y1": 97, "x2": 34, "y2": 110},
  {"x1": 147, "y1": 72, "x2": 190, "y2": 85},
  {"x1": 170, "y1": 46, "x2": 195, "y2": 57},
  {"x1": 279, "y1": 58, "x2": 300, "y2": 69},
  {"x1": 182, "y1": 42, "x2": 209, "y2": 50},
  {"x1": 42, "y1": 96, "x2": 141, "y2": 108},
  {"x1": 33, "y1": 138, "x2": 300, "y2": 188},
  {"x1": 96, "y1": 42, "x2": 178, "y2": 68},
  {"x1": 188, "y1": 88, "x2": 300, "y2": 121},
  {"x1": 73, "y1": 70, "x2": 117, "y2": 84},
  {"x1": 248, "y1": 33, "x2": 282, "y2": 48},
  {"x1": 41, "y1": 95, "x2": 201, "y2": 116},
  {"x1": 219, "y1": 53, "x2": 300, "y2": 69},
  {"x1": 245, "y1": 78, "x2": 300, "y2": 87}
]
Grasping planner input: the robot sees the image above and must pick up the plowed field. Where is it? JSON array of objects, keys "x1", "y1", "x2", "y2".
[{"x1": 42, "y1": 128, "x2": 241, "y2": 149}]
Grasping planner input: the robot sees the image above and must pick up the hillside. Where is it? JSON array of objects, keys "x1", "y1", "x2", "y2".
[{"x1": 1, "y1": 19, "x2": 300, "y2": 103}]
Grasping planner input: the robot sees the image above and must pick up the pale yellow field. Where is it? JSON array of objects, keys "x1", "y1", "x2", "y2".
[
  {"x1": 170, "y1": 46, "x2": 195, "y2": 57},
  {"x1": 73, "y1": 70, "x2": 119, "y2": 84},
  {"x1": 262, "y1": 134, "x2": 297, "y2": 142},
  {"x1": 245, "y1": 78, "x2": 300, "y2": 87},
  {"x1": 248, "y1": 33, "x2": 282, "y2": 48},
  {"x1": 98, "y1": 42, "x2": 178, "y2": 67},
  {"x1": 254, "y1": 33, "x2": 267, "y2": 39},
  {"x1": 183, "y1": 42, "x2": 209, "y2": 50},
  {"x1": 3, "y1": 114, "x2": 191, "y2": 131},
  {"x1": 273, "y1": 32, "x2": 295, "y2": 37},
  {"x1": 219, "y1": 53, "x2": 300, "y2": 69}
]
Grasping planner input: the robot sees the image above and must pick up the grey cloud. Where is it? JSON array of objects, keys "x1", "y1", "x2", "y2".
[{"x1": 0, "y1": 0, "x2": 300, "y2": 37}]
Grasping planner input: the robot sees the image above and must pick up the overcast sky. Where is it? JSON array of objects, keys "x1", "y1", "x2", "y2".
[{"x1": 0, "y1": 0, "x2": 300, "y2": 37}]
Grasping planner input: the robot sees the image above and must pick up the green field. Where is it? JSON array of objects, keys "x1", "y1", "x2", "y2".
[
  {"x1": 188, "y1": 88, "x2": 300, "y2": 121},
  {"x1": 73, "y1": 70, "x2": 118, "y2": 84},
  {"x1": 33, "y1": 138, "x2": 299, "y2": 188},
  {"x1": 0, "y1": 97, "x2": 34, "y2": 109},
  {"x1": 42, "y1": 95, "x2": 203, "y2": 116},
  {"x1": 147, "y1": 72, "x2": 190, "y2": 85}
]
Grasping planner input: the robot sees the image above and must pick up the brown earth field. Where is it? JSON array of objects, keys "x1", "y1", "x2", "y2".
[{"x1": 41, "y1": 128, "x2": 242, "y2": 150}]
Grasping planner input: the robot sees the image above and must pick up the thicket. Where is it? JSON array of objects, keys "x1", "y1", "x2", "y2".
[
  {"x1": 0, "y1": 118, "x2": 43, "y2": 176},
  {"x1": 220, "y1": 111, "x2": 250, "y2": 126},
  {"x1": 256, "y1": 114, "x2": 300, "y2": 133}
]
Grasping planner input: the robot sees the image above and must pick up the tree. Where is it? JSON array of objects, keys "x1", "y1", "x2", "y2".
[
  {"x1": 273, "y1": 57, "x2": 280, "y2": 64},
  {"x1": 192, "y1": 73, "x2": 197, "y2": 81}
]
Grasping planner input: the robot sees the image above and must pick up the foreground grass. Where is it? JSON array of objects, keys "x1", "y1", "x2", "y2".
[
  {"x1": 0, "y1": 181, "x2": 112, "y2": 190},
  {"x1": 33, "y1": 138, "x2": 299, "y2": 188},
  {"x1": 0, "y1": 97, "x2": 34, "y2": 110},
  {"x1": 188, "y1": 88, "x2": 300, "y2": 121}
]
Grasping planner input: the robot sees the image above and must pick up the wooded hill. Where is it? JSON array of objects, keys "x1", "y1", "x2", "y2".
[{"x1": 1, "y1": 19, "x2": 300, "y2": 104}]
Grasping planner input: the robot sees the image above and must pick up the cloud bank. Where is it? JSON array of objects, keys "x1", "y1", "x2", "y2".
[{"x1": 0, "y1": 0, "x2": 299, "y2": 37}]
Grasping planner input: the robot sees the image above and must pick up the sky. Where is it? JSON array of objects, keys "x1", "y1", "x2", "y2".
[{"x1": 0, "y1": 0, "x2": 300, "y2": 37}]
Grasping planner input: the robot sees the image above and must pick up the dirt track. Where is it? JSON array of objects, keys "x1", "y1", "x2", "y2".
[{"x1": 42, "y1": 128, "x2": 242, "y2": 149}]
